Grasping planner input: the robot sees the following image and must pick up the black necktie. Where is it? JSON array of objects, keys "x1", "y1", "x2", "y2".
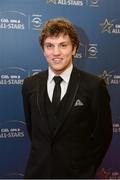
[{"x1": 52, "y1": 76, "x2": 63, "y2": 107}]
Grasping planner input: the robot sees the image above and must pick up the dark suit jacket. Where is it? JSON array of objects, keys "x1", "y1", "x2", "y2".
[{"x1": 22, "y1": 66, "x2": 112, "y2": 179}]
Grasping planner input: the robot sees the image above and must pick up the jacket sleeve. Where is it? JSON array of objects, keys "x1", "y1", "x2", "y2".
[
  {"x1": 91, "y1": 79, "x2": 113, "y2": 171},
  {"x1": 22, "y1": 78, "x2": 32, "y2": 140}
]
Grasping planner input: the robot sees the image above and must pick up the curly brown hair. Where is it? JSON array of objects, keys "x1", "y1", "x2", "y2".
[{"x1": 39, "y1": 17, "x2": 80, "y2": 53}]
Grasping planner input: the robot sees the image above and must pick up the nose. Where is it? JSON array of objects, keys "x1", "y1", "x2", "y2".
[{"x1": 53, "y1": 46, "x2": 61, "y2": 56}]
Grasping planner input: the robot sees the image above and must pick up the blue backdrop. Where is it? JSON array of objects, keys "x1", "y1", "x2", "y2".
[{"x1": 0, "y1": 0, "x2": 120, "y2": 178}]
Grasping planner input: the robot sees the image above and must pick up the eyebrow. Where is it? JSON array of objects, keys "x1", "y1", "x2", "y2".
[{"x1": 44, "y1": 41, "x2": 70, "y2": 45}]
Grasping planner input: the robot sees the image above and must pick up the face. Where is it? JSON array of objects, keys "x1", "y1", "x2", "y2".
[{"x1": 43, "y1": 33, "x2": 76, "y2": 74}]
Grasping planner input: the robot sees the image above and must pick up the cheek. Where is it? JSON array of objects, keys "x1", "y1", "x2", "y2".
[
  {"x1": 65, "y1": 51, "x2": 74, "y2": 58},
  {"x1": 68, "y1": 47, "x2": 75, "y2": 56},
  {"x1": 44, "y1": 51, "x2": 51, "y2": 59}
]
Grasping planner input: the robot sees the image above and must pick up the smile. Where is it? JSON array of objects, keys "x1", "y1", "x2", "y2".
[{"x1": 52, "y1": 58, "x2": 63, "y2": 63}]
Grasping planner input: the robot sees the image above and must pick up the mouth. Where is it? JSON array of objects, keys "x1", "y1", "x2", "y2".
[{"x1": 52, "y1": 58, "x2": 63, "y2": 64}]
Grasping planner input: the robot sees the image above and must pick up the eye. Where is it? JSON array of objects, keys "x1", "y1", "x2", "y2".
[
  {"x1": 45, "y1": 43, "x2": 54, "y2": 49},
  {"x1": 60, "y1": 43, "x2": 67, "y2": 48}
]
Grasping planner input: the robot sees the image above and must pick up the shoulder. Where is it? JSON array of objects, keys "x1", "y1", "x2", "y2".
[
  {"x1": 75, "y1": 66, "x2": 102, "y2": 81},
  {"x1": 74, "y1": 66, "x2": 106, "y2": 90},
  {"x1": 23, "y1": 70, "x2": 47, "y2": 84},
  {"x1": 74, "y1": 67, "x2": 110, "y2": 102},
  {"x1": 22, "y1": 70, "x2": 48, "y2": 92}
]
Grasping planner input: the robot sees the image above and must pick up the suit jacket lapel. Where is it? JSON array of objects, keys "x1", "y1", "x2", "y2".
[
  {"x1": 53, "y1": 67, "x2": 81, "y2": 136},
  {"x1": 36, "y1": 70, "x2": 51, "y2": 138}
]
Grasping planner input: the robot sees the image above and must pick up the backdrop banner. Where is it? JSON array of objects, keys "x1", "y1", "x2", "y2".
[{"x1": 0, "y1": 0, "x2": 120, "y2": 178}]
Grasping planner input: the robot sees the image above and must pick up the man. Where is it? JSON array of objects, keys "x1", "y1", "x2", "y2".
[{"x1": 22, "y1": 17, "x2": 113, "y2": 179}]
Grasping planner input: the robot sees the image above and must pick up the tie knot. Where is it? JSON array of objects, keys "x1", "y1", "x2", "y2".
[{"x1": 53, "y1": 76, "x2": 63, "y2": 84}]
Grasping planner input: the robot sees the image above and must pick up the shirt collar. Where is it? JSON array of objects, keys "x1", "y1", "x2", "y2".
[{"x1": 48, "y1": 64, "x2": 73, "y2": 83}]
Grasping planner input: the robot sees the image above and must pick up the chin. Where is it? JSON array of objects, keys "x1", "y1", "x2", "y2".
[{"x1": 53, "y1": 69, "x2": 63, "y2": 74}]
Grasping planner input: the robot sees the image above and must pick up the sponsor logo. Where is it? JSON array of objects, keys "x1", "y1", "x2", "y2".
[
  {"x1": 0, "y1": 11, "x2": 26, "y2": 30},
  {"x1": 0, "y1": 67, "x2": 28, "y2": 85},
  {"x1": 0, "y1": 127, "x2": 24, "y2": 138},
  {"x1": 0, "y1": 67, "x2": 42, "y2": 85},
  {"x1": 0, "y1": 120, "x2": 25, "y2": 139},
  {"x1": 100, "y1": 70, "x2": 120, "y2": 85},
  {"x1": 0, "y1": 11, "x2": 42, "y2": 31},
  {"x1": 47, "y1": 0, "x2": 57, "y2": 4},
  {"x1": 75, "y1": 43, "x2": 87, "y2": 60},
  {"x1": 47, "y1": 0, "x2": 84, "y2": 6},
  {"x1": 47, "y1": 0, "x2": 100, "y2": 7},
  {"x1": 31, "y1": 14, "x2": 43, "y2": 31},
  {"x1": 75, "y1": 43, "x2": 98, "y2": 60},
  {"x1": 88, "y1": 43, "x2": 98, "y2": 58},
  {"x1": 89, "y1": 0, "x2": 100, "y2": 7},
  {"x1": 100, "y1": 18, "x2": 120, "y2": 34}
]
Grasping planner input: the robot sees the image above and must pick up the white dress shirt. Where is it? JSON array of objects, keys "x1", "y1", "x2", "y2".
[{"x1": 47, "y1": 64, "x2": 73, "y2": 102}]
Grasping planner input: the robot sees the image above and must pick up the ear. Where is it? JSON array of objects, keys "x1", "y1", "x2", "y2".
[{"x1": 72, "y1": 46, "x2": 77, "y2": 56}]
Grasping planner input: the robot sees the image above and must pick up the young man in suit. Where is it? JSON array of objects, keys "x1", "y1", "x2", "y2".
[{"x1": 22, "y1": 17, "x2": 113, "y2": 179}]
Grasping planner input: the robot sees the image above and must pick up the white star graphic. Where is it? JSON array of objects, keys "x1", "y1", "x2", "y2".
[{"x1": 100, "y1": 19, "x2": 113, "y2": 33}]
